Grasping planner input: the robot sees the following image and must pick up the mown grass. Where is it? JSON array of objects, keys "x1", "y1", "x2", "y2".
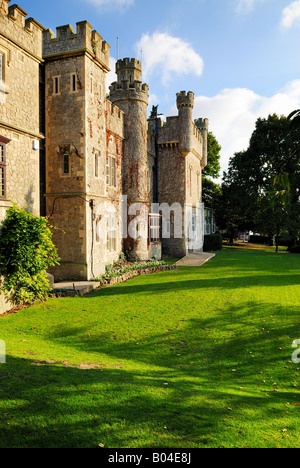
[{"x1": 0, "y1": 246, "x2": 299, "y2": 448}]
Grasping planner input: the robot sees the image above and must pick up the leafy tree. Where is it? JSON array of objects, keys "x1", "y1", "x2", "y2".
[
  {"x1": 202, "y1": 132, "x2": 222, "y2": 220},
  {"x1": 203, "y1": 131, "x2": 221, "y2": 179},
  {"x1": 0, "y1": 205, "x2": 60, "y2": 304},
  {"x1": 220, "y1": 155, "x2": 258, "y2": 242},
  {"x1": 288, "y1": 109, "x2": 300, "y2": 129},
  {"x1": 221, "y1": 114, "x2": 300, "y2": 248}
]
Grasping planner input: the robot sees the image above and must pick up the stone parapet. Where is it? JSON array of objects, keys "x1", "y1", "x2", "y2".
[
  {"x1": 109, "y1": 81, "x2": 149, "y2": 103},
  {"x1": 106, "y1": 99, "x2": 124, "y2": 138},
  {"x1": 176, "y1": 90, "x2": 194, "y2": 108},
  {"x1": 43, "y1": 21, "x2": 110, "y2": 70},
  {"x1": 0, "y1": 1, "x2": 45, "y2": 60},
  {"x1": 116, "y1": 57, "x2": 142, "y2": 75}
]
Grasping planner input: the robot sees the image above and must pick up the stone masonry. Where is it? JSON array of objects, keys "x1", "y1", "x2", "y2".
[{"x1": 0, "y1": 1, "x2": 209, "y2": 312}]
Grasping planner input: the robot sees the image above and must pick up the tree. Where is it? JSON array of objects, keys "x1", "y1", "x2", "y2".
[
  {"x1": 221, "y1": 114, "x2": 300, "y2": 248},
  {"x1": 288, "y1": 109, "x2": 300, "y2": 130},
  {"x1": 203, "y1": 131, "x2": 221, "y2": 179},
  {"x1": 202, "y1": 131, "x2": 222, "y2": 211}
]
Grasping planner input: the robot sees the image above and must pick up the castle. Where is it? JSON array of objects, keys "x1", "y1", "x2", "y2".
[{"x1": 0, "y1": 1, "x2": 210, "y2": 296}]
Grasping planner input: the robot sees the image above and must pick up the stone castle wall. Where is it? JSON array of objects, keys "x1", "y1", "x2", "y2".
[
  {"x1": 0, "y1": 1, "x2": 208, "y2": 295},
  {"x1": 154, "y1": 91, "x2": 207, "y2": 256},
  {"x1": 0, "y1": 2, "x2": 44, "y2": 218},
  {"x1": 109, "y1": 59, "x2": 152, "y2": 261},
  {"x1": 44, "y1": 23, "x2": 125, "y2": 281},
  {"x1": 0, "y1": 1, "x2": 45, "y2": 313}
]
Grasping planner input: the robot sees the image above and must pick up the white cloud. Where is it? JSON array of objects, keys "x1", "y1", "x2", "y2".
[
  {"x1": 106, "y1": 57, "x2": 117, "y2": 92},
  {"x1": 281, "y1": 1, "x2": 300, "y2": 28},
  {"x1": 234, "y1": 0, "x2": 264, "y2": 14},
  {"x1": 86, "y1": 0, "x2": 134, "y2": 10},
  {"x1": 135, "y1": 32, "x2": 204, "y2": 85},
  {"x1": 192, "y1": 80, "x2": 300, "y2": 179}
]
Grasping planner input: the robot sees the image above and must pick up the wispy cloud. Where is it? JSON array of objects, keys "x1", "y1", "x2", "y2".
[
  {"x1": 234, "y1": 0, "x2": 264, "y2": 14},
  {"x1": 135, "y1": 32, "x2": 204, "y2": 85},
  {"x1": 192, "y1": 80, "x2": 300, "y2": 178},
  {"x1": 86, "y1": 0, "x2": 134, "y2": 11},
  {"x1": 106, "y1": 57, "x2": 117, "y2": 92},
  {"x1": 281, "y1": 1, "x2": 300, "y2": 28}
]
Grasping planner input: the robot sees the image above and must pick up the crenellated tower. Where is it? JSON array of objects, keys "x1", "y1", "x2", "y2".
[
  {"x1": 109, "y1": 58, "x2": 150, "y2": 260},
  {"x1": 176, "y1": 91, "x2": 195, "y2": 157},
  {"x1": 42, "y1": 21, "x2": 124, "y2": 281}
]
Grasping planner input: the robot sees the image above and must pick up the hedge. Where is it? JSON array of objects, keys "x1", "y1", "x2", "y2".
[{"x1": 203, "y1": 234, "x2": 223, "y2": 252}]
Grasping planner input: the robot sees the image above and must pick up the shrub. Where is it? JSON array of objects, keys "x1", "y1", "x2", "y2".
[
  {"x1": 289, "y1": 245, "x2": 300, "y2": 254},
  {"x1": 204, "y1": 234, "x2": 223, "y2": 252},
  {"x1": 249, "y1": 235, "x2": 273, "y2": 246},
  {"x1": 97, "y1": 259, "x2": 168, "y2": 281},
  {"x1": 0, "y1": 205, "x2": 60, "y2": 304}
]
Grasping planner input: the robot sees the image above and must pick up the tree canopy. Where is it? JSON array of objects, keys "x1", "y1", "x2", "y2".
[
  {"x1": 202, "y1": 131, "x2": 222, "y2": 212},
  {"x1": 221, "y1": 114, "x2": 300, "y2": 248}
]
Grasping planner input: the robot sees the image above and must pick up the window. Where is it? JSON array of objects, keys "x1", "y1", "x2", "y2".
[
  {"x1": 53, "y1": 76, "x2": 60, "y2": 95},
  {"x1": 95, "y1": 152, "x2": 99, "y2": 178},
  {"x1": 0, "y1": 53, "x2": 4, "y2": 83},
  {"x1": 189, "y1": 167, "x2": 192, "y2": 197},
  {"x1": 205, "y1": 210, "x2": 215, "y2": 235},
  {"x1": 106, "y1": 156, "x2": 116, "y2": 187},
  {"x1": 197, "y1": 172, "x2": 200, "y2": 198},
  {"x1": 0, "y1": 138, "x2": 8, "y2": 199},
  {"x1": 70, "y1": 73, "x2": 78, "y2": 93},
  {"x1": 62, "y1": 150, "x2": 70, "y2": 175},
  {"x1": 191, "y1": 213, "x2": 197, "y2": 240},
  {"x1": 149, "y1": 214, "x2": 161, "y2": 244},
  {"x1": 107, "y1": 212, "x2": 117, "y2": 251}
]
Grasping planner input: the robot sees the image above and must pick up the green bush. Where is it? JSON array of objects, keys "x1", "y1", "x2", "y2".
[
  {"x1": 204, "y1": 233, "x2": 223, "y2": 252},
  {"x1": 289, "y1": 245, "x2": 300, "y2": 254},
  {"x1": 0, "y1": 205, "x2": 60, "y2": 304},
  {"x1": 97, "y1": 259, "x2": 168, "y2": 281}
]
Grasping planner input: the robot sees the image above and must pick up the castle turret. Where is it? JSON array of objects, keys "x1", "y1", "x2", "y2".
[
  {"x1": 109, "y1": 58, "x2": 150, "y2": 261},
  {"x1": 177, "y1": 91, "x2": 195, "y2": 157},
  {"x1": 195, "y1": 118, "x2": 209, "y2": 168}
]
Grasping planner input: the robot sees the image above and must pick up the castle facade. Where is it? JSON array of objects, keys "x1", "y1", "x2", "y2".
[{"x1": 0, "y1": 1, "x2": 208, "y2": 288}]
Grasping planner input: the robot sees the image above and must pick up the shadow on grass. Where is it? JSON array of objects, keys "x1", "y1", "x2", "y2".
[
  {"x1": 0, "y1": 248, "x2": 299, "y2": 448},
  {"x1": 46, "y1": 301, "x2": 300, "y2": 375},
  {"x1": 1, "y1": 302, "x2": 299, "y2": 448},
  {"x1": 86, "y1": 272, "x2": 300, "y2": 297}
]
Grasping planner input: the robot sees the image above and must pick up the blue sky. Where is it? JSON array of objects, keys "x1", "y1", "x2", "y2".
[{"x1": 18, "y1": 0, "x2": 300, "y2": 179}]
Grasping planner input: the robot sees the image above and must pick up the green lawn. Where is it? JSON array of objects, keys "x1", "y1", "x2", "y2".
[{"x1": 0, "y1": 246, "x2": 299, "y2": 448}]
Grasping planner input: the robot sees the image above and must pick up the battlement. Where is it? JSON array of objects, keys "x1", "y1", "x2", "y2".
[
  {"x1": 106, "y1": 99, "x2": 123, "y2": 120},
  {"x1": 43, "y1": 21, "x2": 110, "y2": 70},
  {"x1": 116, "y1": 58, "x2": 142, "y2": 73},
  {"x1": 195, "y1": 118, "x2": 209, "y2": 131},
  {"x1": 176, "y1": 91, "x2": 195, "y2": 108},
  {"x1": 0, "y1": 2, "x2": 45, "y2": 59},
  {"x1": 109, "y1": 80, "x2": 149, "y2": 95},
  {"x1": 8, "y1": 3, "x2": 27, "y2": 25},
  {"x1": 106, "y1": 99, "x2": 124, "y2": 138},
  {"x1": 115, "y1": 57, "x2": 142, "y2": 84},
  {"x1": 1, "y1": 0, "x2": 10, "y2": 16}
]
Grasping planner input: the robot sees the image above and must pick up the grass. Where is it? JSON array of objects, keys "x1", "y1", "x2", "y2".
[{"x1": 0, "y1": 246, "x2": 299, "y2": 448}]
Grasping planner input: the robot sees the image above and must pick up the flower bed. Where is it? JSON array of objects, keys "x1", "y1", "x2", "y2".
[{"x1": 95, "y1": 260, "x2": 178, "y2": 287}]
